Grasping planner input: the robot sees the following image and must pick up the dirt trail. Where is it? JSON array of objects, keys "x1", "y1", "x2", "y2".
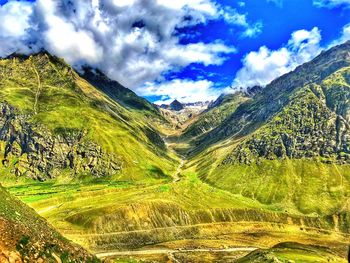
[
  {"x1": 31, "y1": 60, "x2": 42, "y2": 115},
  {"x1": 95, "y1": 247, "x2": 257, "y2": 259},
  {"x1": 173, "y1": 159, "x2": 184, "y2": 182}
]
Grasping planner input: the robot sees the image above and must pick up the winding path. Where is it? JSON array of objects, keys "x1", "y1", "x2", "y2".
[
  {"x1": 31, "y1": 60, "x2": 42, "y2": 115},
  {"x1": 95, "y1": 247, "x2": 257, "y2": 259}
]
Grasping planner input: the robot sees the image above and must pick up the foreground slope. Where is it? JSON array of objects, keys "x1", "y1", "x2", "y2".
[
  {"x1": 0, "y1": 52, "x2": 177, "y2": 182},
  {"x1": 0, "y1": 185, "x2": 98, "y2": 262}
]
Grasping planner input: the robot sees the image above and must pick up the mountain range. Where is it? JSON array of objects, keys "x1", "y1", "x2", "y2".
[{"x1": 0, "y1": 42, "x2": 350, "y2": 262}]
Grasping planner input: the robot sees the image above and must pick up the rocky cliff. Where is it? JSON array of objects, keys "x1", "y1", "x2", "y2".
[
  {"x1": 0, "y1": 102, "x2": 122, "y2": 181},
  {"x1": 223, "y1": 83, "x2": 350, "y2": 165}
]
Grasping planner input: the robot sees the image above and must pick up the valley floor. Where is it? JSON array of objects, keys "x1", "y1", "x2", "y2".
[{"x1": 5, "y1": 164, "x2": 350, "y2": 262}]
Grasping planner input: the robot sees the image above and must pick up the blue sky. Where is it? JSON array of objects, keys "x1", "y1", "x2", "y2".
[
  {"x1": 150, "y1": 0, "x2": 350, "y2": 103},
  {"x1": 0, "y1": 0, "x2": 350, "y2": 103}
]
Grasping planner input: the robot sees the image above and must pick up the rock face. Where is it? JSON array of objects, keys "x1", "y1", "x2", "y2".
[{"x1": 0, "y1": 102, "x2": 122, "y2": 181}]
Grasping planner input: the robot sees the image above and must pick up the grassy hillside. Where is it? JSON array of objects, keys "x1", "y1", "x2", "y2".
[
  {"x1": 186, "y1": 42, "x2": 350, "y2": 207},
  {"x1": 196, "y1": 65, "x2": 350, "y2": 217},
  {"x1": 0, "y1": 185, "x2": 98, "y2": 262},
  {"x1": 81, "y1": 67, "x2": 161, "y2": 119},
  {"x1": 0, "y1": 53, "x2": 178, "y2": 182},
  {"x1": 7, "y1": 169, "x2": 350, "y2": 259}
]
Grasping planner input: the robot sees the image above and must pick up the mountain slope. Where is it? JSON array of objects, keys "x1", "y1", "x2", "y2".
[
  {"x1": 189, "y1": 41, "x2": 350, "y2": 217},
  {"x1": 0, "y1": 185, "x2": 98, "y2": 262},
  {"x1": 197, "y1": 41, "x2": 350, "y2": 150},
  {"x1": 2, "y1": 45, "x2": 350, "y2": 261},
  {"x1": 181, "y1": 92, "x2": 250, "y2": 141},
  {"x1": 0, "y1": 52, "x2": 177, "y2": 182}
]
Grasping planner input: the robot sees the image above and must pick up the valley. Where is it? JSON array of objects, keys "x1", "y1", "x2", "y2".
[{"x1": 0, "y1": 42, "x2": 350, "y2": 262}]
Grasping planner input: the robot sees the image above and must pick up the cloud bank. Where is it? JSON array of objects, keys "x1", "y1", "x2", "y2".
[
  {"x1": 233, "y1": 27, "x2": 322, "y2": 88},
  {"x1": 144, "y1": 79, "x2": 218, "y2": 104},
  {"x1": 313, "y1": 0, "x2": 350, "y2": 8},
  {"x1": 0, "y1": 0, "x2": 257, "y2": 98}
]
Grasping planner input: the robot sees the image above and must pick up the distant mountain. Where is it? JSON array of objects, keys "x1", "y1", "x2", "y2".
[
  {"x1": 183, "y1": 101, "x2": 211, "y2": 107},
  {"x1": 0, "y1": 185, "x2": 97, "y2": 262},
  {"x1": 169, "y1": 100, "x2": 184, "y2": 111},
  {"x1": 159, "y1": 100, "x2": 211, "y2": 111}
]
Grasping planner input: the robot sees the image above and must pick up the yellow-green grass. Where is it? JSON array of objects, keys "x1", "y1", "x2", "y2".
[
  {"x1": 6, "y1": 170, "x2": 350, "y2": 256},
  {"x1": 201, "y1": 159, "x2": 350, "y2": 216}
]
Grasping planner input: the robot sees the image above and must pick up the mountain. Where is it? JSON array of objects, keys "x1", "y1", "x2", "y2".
[
  {"x1": 188, "y1": 41, "x2": 350, "y2": 217},
  {"x1": 198, "y1": 41, "x2": 350, "y2": 150},
  {"x1": 0, "y1": 52, "x2": 177, "y2": 182},
  {"x1": 169, "y1": 100, "x2": 184, "y2": 111},
  {"x1": 0, "y1": 185, "x2": 98, "y2": 262},
  {"x1": 158, "y1": 100, "x2": 211, "y2": 131}
]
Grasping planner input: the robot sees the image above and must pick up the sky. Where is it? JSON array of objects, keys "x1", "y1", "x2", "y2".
[{"x1": 0, "y1": 0, "x2": 350, "y2": 104}]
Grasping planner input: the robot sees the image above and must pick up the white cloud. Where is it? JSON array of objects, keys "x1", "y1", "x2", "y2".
[
  {"x1": 221, "y1": 7, "x2": 263, "y2": 38},
  {"x1": 157, "y1": 0, "x2": 218, "y2": 16},
  {"x1": 313, "y1": 0, "x2": 350, "y2": 8},
  {"x1": 143, "y1": 79, "x2": 219, "y2": 104},
  {"x1": 36, "y1": 0, "x2": 103, "y2": 64},
  {"x1": 0, "y1": 1, "x2": 35, "y2": 56},
  {"x1": 267, "y1": 0, "x2": 283, "y2": 7},
  {"x1": 0, "y1": 0, "x2": 242, "y2": 92},
  {"x1": 233, "y1": 27, "x2": 322, "y2": 88},
  {"x1": 330, "y1": 23, "x2": 350, "y2": 46},
  {"x1": 242, "y1": 22, "x2": 263, "y2": 38}
]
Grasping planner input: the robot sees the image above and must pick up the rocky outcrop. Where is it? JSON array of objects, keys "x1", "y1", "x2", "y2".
[
  {"x1": 0, "y1": 102, "x2": 122, "y2": 181},
  {"x1": 223, "y1": 87, "x2": 350, "y2": 165}
]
